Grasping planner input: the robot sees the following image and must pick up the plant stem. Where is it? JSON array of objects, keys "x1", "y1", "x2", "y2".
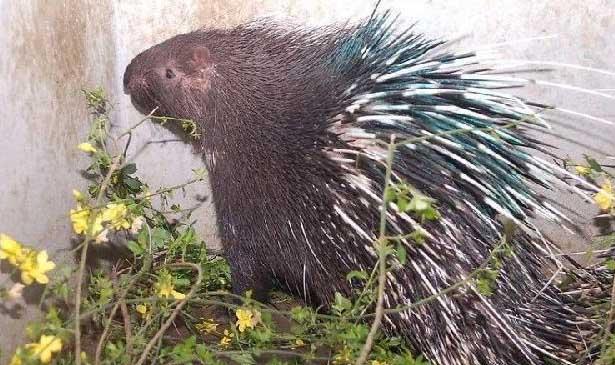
[
  {"x1": 135, "y1": 263, "x2": 203, "y2": 365},
  {"x1": 74, "y1": 239, "x2": 89, "y2": 365},
  {"x1": 94, "y1": 257, "x2": 151, "y2": 365},
  {"x1": 117, "y1": 107, "x2": 159, "y2": 139},
  {"x1": 75, "y1": 155, "x2": 121, "y2": 365},
  {"x1": 355, "y1": 134, "x2": 396, "y2": 365}
]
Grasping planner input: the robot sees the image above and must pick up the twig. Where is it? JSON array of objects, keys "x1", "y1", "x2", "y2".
[
  {"x1": 117, "y1": 107, "x2": 159, "y2": 139},
  {"x1": 135, "y1": 262, "x2": 203, "y2": 365},
  {"x1": 73, "y1": 238, "x2": 89, "y2": 365},
  {"x1": 94, "y1": 299, "x2": 122, "y2": 365},
  {"x1": 352, "y1": 262, "x2": 380, "y2": 322},
  {"x1": 67, "y1": 177, "x2": 204, "y2": 216},
  {"x1": 531, "y1": 266, "x2": 562, "y2": 302},
  {"x1": 376, "y1": 234, "x2": 510, "y2": 319},
  {"x1": 355, "y1": 134, "x2": 396, "y2": 365},
  {"x1": 75, "y1": 155, "x2": 122, "y2": 365},
  {"x1": 113, "y1": 268, "x2": 133, "y2": 360}
]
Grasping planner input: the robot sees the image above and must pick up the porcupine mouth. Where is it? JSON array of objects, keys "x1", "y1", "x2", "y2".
[
  {"x1": 125, "y1": 80, "x2": 162, "y2": 117},
  {"x1": 130, "y1": 91, "x2": 160, "y2": 116}
]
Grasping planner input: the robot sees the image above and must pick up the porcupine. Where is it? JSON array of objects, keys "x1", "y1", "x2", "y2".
[{"x1": 122, "y1": 10, "x2": 607, "y2": 365}]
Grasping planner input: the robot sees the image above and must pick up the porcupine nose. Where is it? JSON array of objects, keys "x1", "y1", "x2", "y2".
[{"x1": 123, "y1": 62, "x2": 142, "y2": 95}]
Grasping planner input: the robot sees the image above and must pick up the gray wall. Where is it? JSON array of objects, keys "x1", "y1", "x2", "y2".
[{"x1": 1, "y1": 0, "x2": 613, "y2": 359}]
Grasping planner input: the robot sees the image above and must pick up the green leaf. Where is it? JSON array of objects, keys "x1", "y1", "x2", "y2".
[
  {"x1": 475, "y1": 269, "x2": 499, "y2": 296},
  {"x1": 346, "y1": 270, "x2": 369, "y2": 282},
  {"x1": 195, "y1": 344, "x2": 221, "y2": 364},
  {"x1": 122, "y1": 163, "x2": 137, "y2": 175},
  {"x1": 126, "y1": 240, "x2": 145, "y2": 256},
  {"x1": 585, "y1": 155, "x2": 603, "y2": 172},
  {"x1": 332, "y1": 292, "x2": 352, "y2": 315},
  {"x1": 170, "y1": 336, "x2": 197, "y2": 362},
  {"x1": 193, "y1": 168, "x2": 207, "y2": 180},
  {"x1": 290, "y1": 306, "x2": 313, "y2": 324},
  {"x1": 421, "y1": 207, "x2": 440, "y2": 221},
  {"x1": 249, "y1": 327, "x2": 273, "y2": 344},
  {"x1": 408, "y1": 230, "x2": 426, "y2": 245},
  {"x1": 396, "y1": 244, "x2": 407, "y2": 265},
  {"x1": 476, "y1": 278, "x2": 494, "y2": 296},
  {"x1": 123, "y1": 176, "x2": 142, "y2": 190},
  {"x1": 137, "y1": 228, "x2": 149, "y2": 246},
  {"x1": 408, "y1": 195, "x2": 430, "y2": 211},
  {"x1": 151, "y1": 227, "x2": 173, "y2": 248},
  {"x1": 384, "y1": 187, "x2": 397, "y2": 203}
]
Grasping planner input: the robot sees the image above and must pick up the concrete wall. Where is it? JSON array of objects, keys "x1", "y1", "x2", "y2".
[
  {"x1": 0, "y1": 0, "x2": 117, "y2": 357},
  {"x1": 1, "y1": 0, "x2": 613, "y2": 359}
]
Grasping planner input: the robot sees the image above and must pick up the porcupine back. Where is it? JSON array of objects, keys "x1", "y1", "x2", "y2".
[
  {"x1": 123, "y1": 11, "x2": 604, "y2": 365},
  {"x1": 315, "y1": 13, "x2": 599, "y2": 365}
]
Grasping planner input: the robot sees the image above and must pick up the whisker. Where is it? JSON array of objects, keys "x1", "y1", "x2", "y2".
[
  {"x1": 476, "y1": 35, "x2": 559, "y2": 50},
  {"x1": 533, "y1": 80, "x2": 615, "y2": 100},
  {"x1": 552, "y1": 107, "x2": 615, "y2": 126},
  {"x1": 494, "y1": 59, "x2": 615, "y2": 77}
]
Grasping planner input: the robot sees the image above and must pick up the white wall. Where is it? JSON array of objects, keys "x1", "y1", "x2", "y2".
[{"x1": 1, "y1": 0, "x2": 613, "y2": 359}]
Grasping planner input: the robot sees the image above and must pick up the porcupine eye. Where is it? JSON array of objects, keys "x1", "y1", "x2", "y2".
[{"x1": 165, "y1": 68, "x2": 176, "y2": 79}]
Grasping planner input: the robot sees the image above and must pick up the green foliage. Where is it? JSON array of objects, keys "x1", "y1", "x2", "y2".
[
  {"x1": 387, "y1": 182, "x2": 440, "y2": 223},
  {"x1": 0, "y1": 88, "x2": 438, "y2": 365},
  {"x1": 3, "y1": 87, "x2": 613, "y2": 365},
  {"x1": 150, "y1": 115, "x2": 201, "y2": 139}
]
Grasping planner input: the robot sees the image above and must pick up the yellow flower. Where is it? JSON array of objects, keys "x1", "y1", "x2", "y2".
[
  {"x1": 136, "y1": 304, "x2": 151, "y2": 320},
  {"x1": 136, "y1": 304, "x2": 148, "y2": 315},
  {"x1": 333, "y1": 346, "x2": 353, "y2": 365},
  {"x1": 25, "y1": 335, "x2": 62, "y2": 364},
  {"x1": 235, "y1": 308, "x2": 256, "y2": 332},
  {"x1": 102, "y1": 203, "x2": 131, "y2": 230},
  {"x1": 575, "y1": 165, "x2": 591, "y2": 176},
  {"x1": 70, "y1": 205, "x2": 104, "y2": 236},
  {"x1": 219, "y1": 329, "x2": 232, "y2": 348},
  {"x1": 196, "y1": 318, "x2": 218, "y2": 334},
  {"x1": 0, "y1": 234, "x2": 28, "y2": 266},
  {"x1": 595, "y1": 179, "x2": 614, "y2": 211},
  {"x1": 137, "y1": 187, "x2": 153, "y2": 203},
  {"x1": 9, "y1": 347, "x2": 24, "y2": 365},
  {"x1": 371, "y1": 361, "x2": 388, "y2": 365},
  {"x1": 293, "y1": 339, "x2": 305, "y2": 349},
  {"x1": 157, "y1": 282, "x2": 186, "y2": 300},
  {"x1": 77, "y1": 142, "x2": 97, "y2": 153},
  {"x1": 20, "y1": 250, "x2": 55, "y2": 285},
  {"x1": 72, "y1": 189, "x2": 85, "y2": 201},
  {"x1": 155, "y1": 271, "x2": 186, "y2": 300}
]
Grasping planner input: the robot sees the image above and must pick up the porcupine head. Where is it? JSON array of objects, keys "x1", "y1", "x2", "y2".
[{"x1": 123, "y1": 14, "x2": 606, "y2": 365}]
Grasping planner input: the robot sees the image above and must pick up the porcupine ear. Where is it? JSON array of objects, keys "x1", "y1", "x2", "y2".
[{"x1": 185, "y1": 46, "x2": 211, "y2": 76}]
